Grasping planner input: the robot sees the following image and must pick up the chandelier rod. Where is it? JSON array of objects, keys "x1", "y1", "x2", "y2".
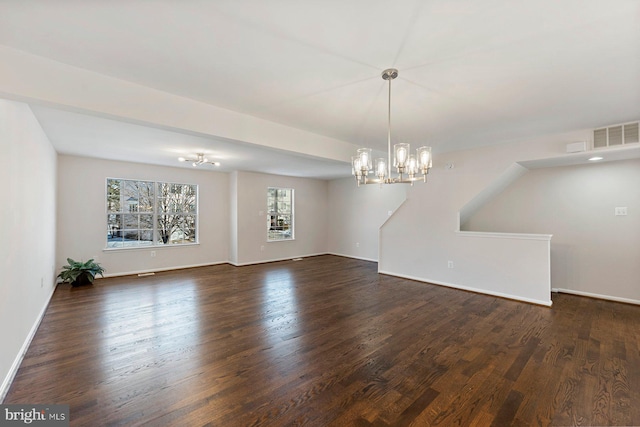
[{"x1": 387, "y1": 71, "x2": 392, "y2": 180}]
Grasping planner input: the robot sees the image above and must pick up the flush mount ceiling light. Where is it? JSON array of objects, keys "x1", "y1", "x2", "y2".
[
  {"x1": 178, "y1": 153, "x2": 220, "y2": 167},
  {"x1": 352, "y1": 68, "x2": 432, "y2": 186}
]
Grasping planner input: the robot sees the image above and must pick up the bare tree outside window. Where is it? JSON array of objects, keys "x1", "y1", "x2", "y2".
[
  {"x1": 157, "y1": 183, "x2": 197, "y2": 245},
  {"x1": 106, "y1": 179, "x2": 197, "y2": 248}
]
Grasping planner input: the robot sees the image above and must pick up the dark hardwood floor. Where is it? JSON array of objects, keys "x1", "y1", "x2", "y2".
[{"x1": 5, "y1": 255, "x2": 640, "y2": 426}]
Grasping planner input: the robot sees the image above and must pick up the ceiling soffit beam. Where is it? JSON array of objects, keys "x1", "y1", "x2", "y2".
[{"x1": 0, "y1": 45, "x2": 358, "y2": 163}]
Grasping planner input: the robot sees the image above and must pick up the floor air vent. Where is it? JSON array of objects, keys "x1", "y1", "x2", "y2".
[{"x1": 594, "y1": 121, "x2": 639, "y2": 148}]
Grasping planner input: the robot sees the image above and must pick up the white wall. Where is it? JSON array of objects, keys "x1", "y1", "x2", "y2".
[
  {"x1": 57, "y1": 155, "x2": 229, "y2": 276},
  {"x1": 232, "y1": 171, "x2": 328, "y2": 265},
  {"x1": 327, "y1": 178, "x2": 407, "y2": 261},
  {"x1": 463, "y1": 158, "x2": 640, "y2": 303},
  {"x1": 0, "y1": 99, "x2": 57, "y2": 401}
]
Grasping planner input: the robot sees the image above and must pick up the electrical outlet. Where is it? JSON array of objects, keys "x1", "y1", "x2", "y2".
[
  {"x1": 615, "y1": 207, "x2": 628, "y2": 216},
  {"x1": 448, "y1": 261, "x2": 454, "y2": 269},
  {"x1": 260, "y1": 245, "x2": 265, "y2": 251},
  {"x1": 356, "y1": 242, "x2": 360, "y2": 248},
  {"x1": 151, "y1": 251, "x2": 156, "y2": 257}
]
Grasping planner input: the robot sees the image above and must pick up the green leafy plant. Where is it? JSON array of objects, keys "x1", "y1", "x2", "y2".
[{"x1": 57, "y1": 258, "x2": 105, "y2": 287}]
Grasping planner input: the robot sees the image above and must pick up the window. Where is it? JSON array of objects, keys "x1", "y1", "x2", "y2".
[
  {"x1": 107, "y1": 179, "x2": 198, "y2": 248},
  {"x1": 267, "y1": 187, "x2": 294, "y2": 241}
]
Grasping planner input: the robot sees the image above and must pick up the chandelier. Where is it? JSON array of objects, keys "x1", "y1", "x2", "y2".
[
  {"x1": 178, "y1": 153, "x2": 220, "y2": 167},
  {"x1": 352, "y1": 68, "x2": 432, "y2": 186}
]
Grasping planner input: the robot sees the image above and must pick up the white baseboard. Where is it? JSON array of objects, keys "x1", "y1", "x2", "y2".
[
  {"x1": 0, "y1": 285, "x2": 56, "y2": 403},
  {"x1": 378, "y1": 269, "x2": 553, "y2": 307},
  {"x1": 100, "y1": 261, "x2": 228, "y2": 279},
  {"x1": 229, "y1": 252, "x2": 328, "y2": 267},
  {"x1": 326, "y1": 252, "x2": 378, "y2": 263},
  {"x1": 552, "y1": 288, "x2": 640, "y2": 305}
]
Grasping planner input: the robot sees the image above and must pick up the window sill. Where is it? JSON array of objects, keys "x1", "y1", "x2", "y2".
[{"x1": 103, "y1": 242, "x2": 200, "y2": 252}]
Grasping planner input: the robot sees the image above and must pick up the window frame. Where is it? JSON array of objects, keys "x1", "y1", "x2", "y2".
[
  {"x1": 267, "y1": 187, "x2": 294, "y2": 242},
  {"x1": 105, "y1": 178, "x2": 199, "y2": 250}
]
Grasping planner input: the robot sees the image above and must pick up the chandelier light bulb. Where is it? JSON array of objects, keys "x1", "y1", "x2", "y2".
[
  {"x1": 375, "y1": 158, "x2": 387, "y2": 179},
  {"x1": 394, "y1": 143, "x2": 410, "y2": 168},
  {"x1": 351, "y1": 156, "x2": 362, "y2": 177},
  {"x1": 417, "y1": 146, "x2": 432, "y2": 170},
  {"x1": 357, "y1": 148, "x2": 372, "y2": 173},
  {"x1": 407, "y1": 155, "x2": 418, "y2": 176}
]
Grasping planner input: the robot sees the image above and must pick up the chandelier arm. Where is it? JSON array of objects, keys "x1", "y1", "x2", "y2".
[{"x1": 358, "y1": 173, "x2": 425, "y2": 185}]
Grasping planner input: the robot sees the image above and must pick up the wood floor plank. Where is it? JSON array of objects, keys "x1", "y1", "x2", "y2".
[
  {"x1": 4, "y1": 255, "x2": 640, "y2": 426},
  {"x1": 491, "y1": 389, "x2": 524, "y2": 427}
]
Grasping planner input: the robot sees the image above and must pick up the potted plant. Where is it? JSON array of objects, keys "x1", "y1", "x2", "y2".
[{"x1": 57, "y1": 258, "x2": 105, "y2": 287}]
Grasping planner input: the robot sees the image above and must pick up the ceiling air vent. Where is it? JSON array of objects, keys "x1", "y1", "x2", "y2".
[
  {"x1": 593, "y1": 121, "x2": 640, "y2": 149},
  {"x1": 624, "y1": 122, "x2": 639, "y2": 144}
]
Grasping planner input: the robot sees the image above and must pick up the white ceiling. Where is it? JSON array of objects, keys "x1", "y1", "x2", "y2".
[
  {"x1": 28, "y1": 104, "x2": 350, "y2": 178},
  {"x1": 1, "y1": 0, "x2": 639, "y2": 178}
]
